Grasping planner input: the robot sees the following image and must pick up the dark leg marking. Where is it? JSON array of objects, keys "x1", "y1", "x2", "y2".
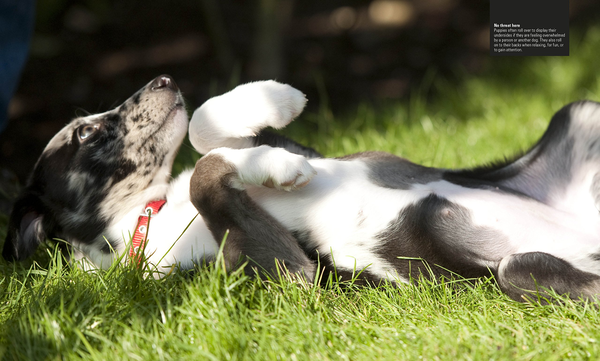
[
  {"x1": 189, "y1": 153, "x2": 315, "y2": 280},
  {"x1": 375, "y1": 194, "x2": 504, "y2": 281},
  {"x1": 498, "y1": 252, "x2": 600, "y2": 302}
]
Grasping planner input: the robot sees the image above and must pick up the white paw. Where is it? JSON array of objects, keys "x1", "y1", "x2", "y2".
[
  {"x1": 211, "y1": 146, "x2": 317, "y2": 191},
  {"x1": 248, "y1": 80, "x2": 307, "y2": 130},
  {"x1": 189, "y1": 81, "x2": 307, "y2": 154}
]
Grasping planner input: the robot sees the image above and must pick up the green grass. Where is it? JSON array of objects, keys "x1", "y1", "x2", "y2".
[{"x1": 3, "y1": 26, "x2": 600, "y2": 360}]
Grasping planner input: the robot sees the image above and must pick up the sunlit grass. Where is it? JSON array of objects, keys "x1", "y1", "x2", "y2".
[{"x1": 2, "y1": 25, "x2": 600, "y2": 361}]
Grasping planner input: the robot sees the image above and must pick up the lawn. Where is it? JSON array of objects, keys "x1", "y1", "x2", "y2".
[{"x1": 2, "y1": 26, "x2": 600, "y2": 360}]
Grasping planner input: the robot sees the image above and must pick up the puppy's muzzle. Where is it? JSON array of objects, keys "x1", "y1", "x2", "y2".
[{"x1": 151, "y1": 75, "x2": 179, "y2": 92}]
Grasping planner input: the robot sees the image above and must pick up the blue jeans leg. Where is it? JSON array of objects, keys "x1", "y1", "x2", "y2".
[{"x1": 0, "y1": 0, "x2": 36, "y2": 133}]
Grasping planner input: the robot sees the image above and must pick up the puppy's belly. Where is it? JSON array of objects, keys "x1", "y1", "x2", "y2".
[
  {"x1": 249, "y1": 158, "x2": 600, "y2": 278},
  {"x1": 248, "y1": 158, "x2": 429, "y2": 280}
]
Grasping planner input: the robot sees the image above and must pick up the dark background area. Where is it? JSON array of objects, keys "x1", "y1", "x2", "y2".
[{"x1": 1, "y1": 0, "x2": 599, "y2": 184}]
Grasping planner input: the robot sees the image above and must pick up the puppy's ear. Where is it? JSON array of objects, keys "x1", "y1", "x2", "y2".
[{"x1": 3, "y1": 193, "x2": 47, "y2": 261}]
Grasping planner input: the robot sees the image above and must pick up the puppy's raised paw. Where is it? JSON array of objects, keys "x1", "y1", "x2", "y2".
[
  {"x1": 189, "y1": 81, "x2": 307, "y2": 154},
  {"x1": 249, "y1": 80, "x2": 307, "y2": 130},
  {"x1": 209, "y1": 146, "x2": 317, "y2": 191},
  {"x1": 259, "y1": 149, "x2": 316, "y2": 191}
]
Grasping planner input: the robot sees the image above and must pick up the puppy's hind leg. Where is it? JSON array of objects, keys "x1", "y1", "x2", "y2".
[
  {"x1": 497, "y1": 252, "x2": 600, "y2": 302},
  {"x1": 189, "y1": 146, "x2": 316, "y2": 280}
]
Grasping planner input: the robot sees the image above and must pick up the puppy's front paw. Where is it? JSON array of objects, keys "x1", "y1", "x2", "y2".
[
  {"x1": 189, "y1": 81, "x2": 307, "y2": 154},
  {"x1": 252, "y1": 80, "x2": 307, "y2": 130},
  {"x1": 259, "y1": 147, "x2": 316, "y2": 191},
  {"x1": 209, "y1": 146, "x2": 317, "y2": 191}
]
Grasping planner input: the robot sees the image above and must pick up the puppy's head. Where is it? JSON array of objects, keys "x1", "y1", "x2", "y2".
[{"x1": 3, "y1": 75, "x2": 188, "y2": 261}]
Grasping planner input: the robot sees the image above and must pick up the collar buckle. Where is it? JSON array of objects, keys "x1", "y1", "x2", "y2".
[{"x1": 129, "y1": 199, "x2": 167, "y2": 263}]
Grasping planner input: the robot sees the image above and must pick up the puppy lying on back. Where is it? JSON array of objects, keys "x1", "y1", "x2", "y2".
[{"x1": 5, "y1": 75, "x2": 600, "y2": 302}]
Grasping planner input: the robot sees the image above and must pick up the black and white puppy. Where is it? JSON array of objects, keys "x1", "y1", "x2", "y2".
[{"x1": 5, "y1": 75, "x2": 600, "y2": 302}]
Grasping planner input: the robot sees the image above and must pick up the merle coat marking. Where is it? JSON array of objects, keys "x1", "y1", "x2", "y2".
[{"x1": 5, "y1": 75, "x2": 600, "y2": 302}]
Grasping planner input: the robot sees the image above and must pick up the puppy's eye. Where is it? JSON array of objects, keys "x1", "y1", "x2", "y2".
[{"x1": 78, "y1": 124, "x2": 99, "y2": 141}]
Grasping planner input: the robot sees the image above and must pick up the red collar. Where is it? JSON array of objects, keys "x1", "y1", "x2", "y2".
[{"x1": 129, "y1": 199, "x2": 167, "y2": 262}]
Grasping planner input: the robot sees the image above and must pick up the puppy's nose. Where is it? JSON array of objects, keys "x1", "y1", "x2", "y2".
[{"x1": 151, "y1": 75, "x2": 179, "y2": 91}]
